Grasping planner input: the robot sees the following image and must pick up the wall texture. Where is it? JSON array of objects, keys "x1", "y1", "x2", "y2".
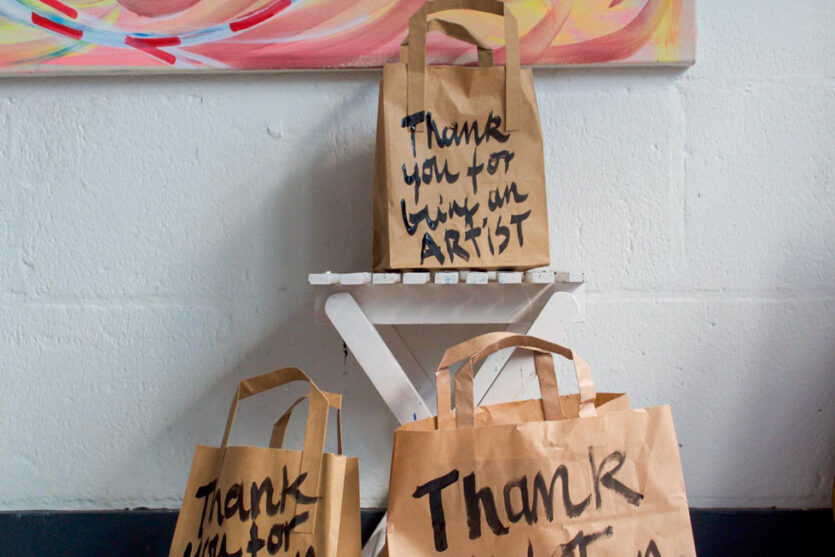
[{"x1": 1, "y1": 1, "x2": 832, "y2": 510}]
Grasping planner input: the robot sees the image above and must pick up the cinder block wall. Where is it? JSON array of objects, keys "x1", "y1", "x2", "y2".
[{"x1": 1, "y1": 0, "x2": 832, "y2": 510}]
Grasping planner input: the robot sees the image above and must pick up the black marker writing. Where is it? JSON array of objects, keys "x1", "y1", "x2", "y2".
[
  {"x1": 401, "y1": 111, "x2": 426, "y2": 158},
  {"x1": 486, "y1": 217, "x2": 495, "y2": 255},
  {"x1": 487, "y1": 150, "x2": 515, "y2": 175},
  {"x1": 196, "y1": 469, "x2": 319, "y2": 538},
  {"x1": 266, "y1": 512, "x2": 310, "y2": 554},
  {"x1": 464, "y1": 472, "x2": 509, "y2": 539},
  {"x1": 186, "y1": 468, "x2": 320, "y2": 557},
  {"x1": 510, "y1": 211, "x2": 531, "y2": 247},
  {"x1": 401, "y1": 200, "x2": 447, "y2": 236},
  {"x1": 503, "y1": 467, "x2": 591, "y2": 525},
  {"x1": 559, "y1": 526, "x2": 614, "y2": 557},
  {"x1": 416, "y1": 110, "x2": 510, "y2": 151},
  {"x1": 444, "y1": 229, "x2": 470, "y2": 263},
  {"x1": 195, "y1": 479, "x2": 219, "y2": 538},
  {"x1": 467, "y1": 147, "x2": 484, "y2": 194},
  {"x1": 495, "y1": 216, "x2": 510, "y2": 254},
  {"x1": 401, "y1": 198, "x2": 483, "y2": 237},
  {"x1": 401, "y1": 156, "x2": 460, "y2": 204},
  {"x1": 488, "y1": 183, "x2": 528, "y2": 211},
  {"x1": 589, "y1": 448, "x2": 644, "y2": 509},
  {"x1": 420, "y1": 233, "x2": 445, "y2": 265},
  {"x1": 448, "y1": 197, "x2": 479, "y2": 229},
  {"x1": 246, "y1": 522, "x2": 265, "y2": 556},
  {"x1": 413, "y1": 469, "x2": 460, "y2": 551},
  {"x1": 637, "y1": 540, "x2": 662, "y2": 557},
  {"x1": 396, "y1": 109, "x2": 531, "y2": 265},
  {"x1": 412, "y1": 449, "x2": 643, "y2": 551},
  {"x1": 183, "y1": 512, "x2": 312, "y2": 557},
  {"x1": 465, "y1": 226, "x2": 482, "y2": 257}
]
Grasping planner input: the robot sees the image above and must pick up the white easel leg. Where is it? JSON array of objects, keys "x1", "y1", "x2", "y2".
[
  {"x1": 325, "y1": 292, "x2": 432, "y2": 424},
  {"x1": 377, "y1": 325, "x2": 436, "y2": 408},
  {"x1": 361, "y1": 515, "x2": 387, "y2": 557}
]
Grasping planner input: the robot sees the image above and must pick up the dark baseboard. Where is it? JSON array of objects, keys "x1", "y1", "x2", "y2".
[{"x1": 0, "y1": 508, "x2": 831, "y2": 556}]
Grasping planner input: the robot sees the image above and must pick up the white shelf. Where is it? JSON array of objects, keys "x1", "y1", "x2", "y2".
[
  {"x1": 312, "y1": 282, "x2": 583, "y2": 325},
  {"x1": 310, "y1": 269, "x2": 584, "y2": 286}
]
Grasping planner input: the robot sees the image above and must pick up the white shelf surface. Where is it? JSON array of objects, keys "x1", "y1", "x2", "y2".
[
  {"x1": 311, "y1": 275, "x2": 585, "y2": 325},
  {"x1": 310, "y1": 269, "x2": 584, "y2": 286}
]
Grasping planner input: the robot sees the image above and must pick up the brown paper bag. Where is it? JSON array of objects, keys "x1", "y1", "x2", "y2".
[
  {"x1": 387, "y1": 334, "x2": 696, "y2": 556},
  {"x1": 378, "y1": 331, "x2": 629, "y2": 557},
  {"x1": 169, "y1": 368, "x2": 361, "y2": 557},
  {"x1": 373, "y1": 0, "x2": 550, "y2": 270}
]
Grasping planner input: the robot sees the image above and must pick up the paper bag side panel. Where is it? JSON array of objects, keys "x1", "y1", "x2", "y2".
[{"x1": 336, "y1": 457, "x2": 362, "y2": 557}]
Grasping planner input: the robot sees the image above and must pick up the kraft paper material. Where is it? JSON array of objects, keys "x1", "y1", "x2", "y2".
[
  {"x1": 170, "y1": 368, "x2": 361, "y2": 557},
  {"x1": 374, "y1": 0, "x2": 550, "y2": 270},
  {"x1": 387, "y1": 333, "x2": 696, "y2": 556}
]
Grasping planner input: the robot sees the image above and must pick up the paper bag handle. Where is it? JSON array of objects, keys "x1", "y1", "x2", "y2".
[
  {"x1": 401, "y1": 18, "x2": 495, "y2": 68},
  {"x1": 436, "y1": 331, "x2": 518, "y2": 369},
  {"x1": 438, "y1": 334, "x2": 597, "y2": 429},
  {"x1": 269, "y1": 393, "x2": 344, "y2": 456},
  {"x1": 461, "y1": 335, "x2": 597, "y2": 425},
  {"x1": 219, "y1": 367, "x2": 329, "y2": 534},
  {"x1": 436, "y1": 332, "x2": 572, "y2": 427},
  {"x1": 434, "y1": 332, "x2": 517, "y2": 428},
  {"x1": 407, "y1": 0, "x2": 521, "y2": 132}
]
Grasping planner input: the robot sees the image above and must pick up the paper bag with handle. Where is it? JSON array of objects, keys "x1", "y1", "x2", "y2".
[
  {"x1": 386, "y1": 334, "x2": 696, "y2": 556},
  {"x1": 373, "y1": 0, "x2": 550, "y2": 270},
  {"x1": 371, "y1": 331, "x2": 628, "y2": 557},
  {"x1": 169, "y1": 367, "x2": 361, "y2": 557}
]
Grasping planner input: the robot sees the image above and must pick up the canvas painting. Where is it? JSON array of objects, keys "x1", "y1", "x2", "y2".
[{"x1": 0, "y1": 0, "x2": 695, "y2": 74}]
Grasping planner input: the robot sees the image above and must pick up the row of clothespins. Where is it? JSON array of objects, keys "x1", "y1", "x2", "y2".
[{"x1": 308, "y1": 270, "x2": 584, "y2": 285}]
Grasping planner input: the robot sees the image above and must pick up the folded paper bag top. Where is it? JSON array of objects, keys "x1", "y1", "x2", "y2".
[
  {"x1": 386, "y1": 333, "x2": 697, "y2": 556},
  {"x1": 169, "y1": 367, "x2": 361, "y2": 557},
  {"x1": 373, "y1": 0, "x2": 550, "y2": 270}
]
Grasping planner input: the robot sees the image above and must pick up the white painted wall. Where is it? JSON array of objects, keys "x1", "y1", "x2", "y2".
[{"x1": 1, "y1": 0, "x2": 832, "y2": 511}]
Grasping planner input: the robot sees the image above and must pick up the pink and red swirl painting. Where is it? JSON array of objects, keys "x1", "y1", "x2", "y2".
[{"x1": 0, "y1": 0, "x2": 695, "y2": 74}]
